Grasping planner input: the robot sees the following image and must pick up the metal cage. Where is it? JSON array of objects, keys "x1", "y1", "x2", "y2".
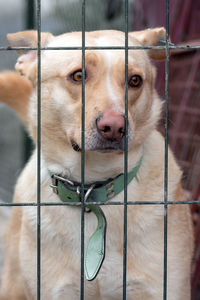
[{"x1": 0, "y1": 0, "x2": 200, "y2": 299}]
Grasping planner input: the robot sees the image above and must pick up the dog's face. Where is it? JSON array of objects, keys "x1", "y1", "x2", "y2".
[{"x1": 8, "y1": 29, "x2": 165, "y2": 177}]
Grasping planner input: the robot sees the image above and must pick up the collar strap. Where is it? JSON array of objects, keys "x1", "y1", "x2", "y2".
[
  {"x1": 50, "y1": 157, "x2": 142, "y2": 204},
  {"x1": 49, "y1": 157, "x2": 142, "y2": 281}
]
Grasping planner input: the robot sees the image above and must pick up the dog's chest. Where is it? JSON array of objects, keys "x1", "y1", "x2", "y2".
[
  {"x1": 23, "y1": 205, "x2": 138, "y2": 298},
  {"x1": 39, "y1": 207, "x2": 152, "y2": 298},
  {"x1": 22, "y1": 183, "x2": 163, "y2": 299}
]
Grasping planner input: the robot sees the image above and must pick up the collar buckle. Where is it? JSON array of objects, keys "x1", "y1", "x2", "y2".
[
  {"x1": 53, "y1": 174, "x2": 74, "y2": 186},
  {"x1": 76, "y1": 183, "x2": 95, "y2": 202},
  {"x1": 84, "y1": 184, "x2": 95, "y2": 213},
  {"x1": 50, "y1": 176, "x2": 58, "y2": 194},
  {"x1": 76, "y1": 186, "x2": 81, "y2": 201},
  {"x1": 50, "y1": 174, "x2": 74, "y2": 195},
  {"x1": 84, "y1": 184, "x2": 95, "y2": 201},
  {"x1": 75, "y1": 184, "x2": 95, "y2": 212}
]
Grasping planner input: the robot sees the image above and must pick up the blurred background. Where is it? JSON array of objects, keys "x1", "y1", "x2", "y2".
[{"x1": 0, "y1": 0, "x2": 199, "y2": 298}]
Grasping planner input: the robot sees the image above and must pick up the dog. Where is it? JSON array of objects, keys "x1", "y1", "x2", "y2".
[{"x1": 0, "y1": 28, "x2": 194, "y2": 299}]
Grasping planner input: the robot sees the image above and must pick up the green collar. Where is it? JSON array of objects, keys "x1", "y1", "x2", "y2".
[{"x1": 49, "y1": 157, "x2": 142, "y2": 281}]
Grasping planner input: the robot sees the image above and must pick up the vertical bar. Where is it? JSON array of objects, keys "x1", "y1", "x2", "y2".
[
  {"x1": 163, "y1": 0, "x2": 170, "y2": 299},
  {"x1": 123, "y1": 0, "x2": 129, "y2": 299},
  {"x1": 80, "y1": 0, "x2": 86, "y2": 299},
  {"x1": 24, "y1": 0, "x2": 35, "y2": 164},
  {"x1": 36, "y1": 0, "x2": 41, "y2": 299},
  {"x1": 26, "y1": 0, "x2": 35, "y2": 29}
]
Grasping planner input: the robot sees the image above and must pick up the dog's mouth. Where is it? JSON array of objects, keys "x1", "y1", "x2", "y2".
[
  {"x1": 71, "y1": 140, "x2": 81, "y2": 152},
  {"x1": 71, "y1": 139, "x2": 125, "y2": 153}
]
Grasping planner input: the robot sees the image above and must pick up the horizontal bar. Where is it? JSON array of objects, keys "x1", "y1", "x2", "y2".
[
  {"x1": 1, "y1": 45, "x2": 200, "y2": 51},
  {"x1": 0, "y1": 200, "x2": 199, "y2": 206}
]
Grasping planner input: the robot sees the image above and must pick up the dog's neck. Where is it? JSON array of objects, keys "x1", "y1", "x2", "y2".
[{"x1": 42, "y1": 145, "x2": 143, "y2": 184}]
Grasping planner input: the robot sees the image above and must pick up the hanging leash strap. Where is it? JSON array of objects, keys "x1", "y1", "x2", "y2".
[
  {"x1": 49, "y1": 157, "x2": 142, "y2": 280},
  {"x1": 84, "y1": 204, "x2": 107, "y2": 281}
]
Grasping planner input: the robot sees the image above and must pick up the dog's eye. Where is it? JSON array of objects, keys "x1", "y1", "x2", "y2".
[
  {"x1": 128, "y1": 75, "x2": 143, "y2": 88},
  {"x1": 70, "y1": 70, "x2": 86, "y2": 83}
]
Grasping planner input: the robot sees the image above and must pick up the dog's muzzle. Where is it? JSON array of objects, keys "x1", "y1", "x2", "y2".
[{"x1": 70, "y1": 111, "x2": 130, "y2": 153}]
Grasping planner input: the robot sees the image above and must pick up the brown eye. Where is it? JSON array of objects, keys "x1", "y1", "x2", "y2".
[
  {"x1": 128, "y1": 75, "x2": 143, "y2": 88},
  {"x1": 71, "y1": 70, "x2": 86, "y2": 83}
]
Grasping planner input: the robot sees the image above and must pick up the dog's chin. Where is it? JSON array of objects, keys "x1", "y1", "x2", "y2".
[
  {"x1": 91, "y1": 144, "x2": 125, "y2": 153},
  {"x1": 96, "y1": 148, "x2": 122, "y2": 153}
]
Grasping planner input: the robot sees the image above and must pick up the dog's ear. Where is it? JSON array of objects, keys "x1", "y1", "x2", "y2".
[
  {"x1": 129, "y1": 27, "x2": 168, "y2": 60},
  {"x1": 7, "y1": 31, "x2": 53, "y2": 83},
  {"x1": 7, "y1": 31, "x2": 53, "y2": 55}
]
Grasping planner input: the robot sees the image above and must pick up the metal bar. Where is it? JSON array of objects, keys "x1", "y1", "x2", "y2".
[
  {"x1": 26, "y1": 0, "x2": 35, "y2": 29},
  {"x1": 123, "y1": 0, "x2": 129, "y2": 299},
  {"x1": 2, "y1": 2, "x2": 199, "y2": 299},
  {"x1": 163, "y1": 0, "x2": 170, "y2": 298},
  {"x1": 2, "y1": 45, "x2": 200, "y2": 51},
  {"x1": 80, "y1": 0, "x2": 86, "y2": 299},
  {"x1": 23, "y1": 0, "x2": 35, "y2": 164},
  {"x1": 0, "y1": 200, "x2": 200, "y2": 207},
  {"x1": 36, "y1": 0, "x2": 41, "y2": 299}
]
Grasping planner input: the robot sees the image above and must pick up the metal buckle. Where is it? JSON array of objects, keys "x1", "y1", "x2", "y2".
[
  {"x1": 75, "y1": 185, "x2": 95, "y2": 212},
  {"x1": 84, "y1": 184, "x2": 95, "y2": 201},
  {"x1": 84, "y1": 184, "x2": 95, "y2": 213},
  {"x1": 50, "y1": 174, "x2": 74, "y2": 194},
  {"x1": 50, "y1": 174, "x2": 95, "y2": 213},
  {"x1": 53, "y1": 174, "x2": 74, "y2": 186},
  {"x1": 75, "y1": 184, "x2": 95, "y2": 212},
  {"x1": 76, "y1": 186, "x2": 81, "y2": 201},
  {"x1": 50, "y1": 176, "x2": 58, "y2": 194}
]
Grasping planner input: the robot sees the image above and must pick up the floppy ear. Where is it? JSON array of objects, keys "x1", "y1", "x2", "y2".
[
  {"x1": 129, "y1": 27, "x2": 168, "y2": 60},
  {"x1": 7, "y1": 31, "x2": 53, "y2": 83}
]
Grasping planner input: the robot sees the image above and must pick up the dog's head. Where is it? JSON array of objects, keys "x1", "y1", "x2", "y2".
[{"x1": 8, "y1": 28, "x2": 166, "y2": 177}]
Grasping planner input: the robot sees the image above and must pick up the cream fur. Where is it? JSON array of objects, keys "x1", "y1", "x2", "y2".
[{"x1": 0, "y1": 28, "x2": 193, "y2": 300}]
